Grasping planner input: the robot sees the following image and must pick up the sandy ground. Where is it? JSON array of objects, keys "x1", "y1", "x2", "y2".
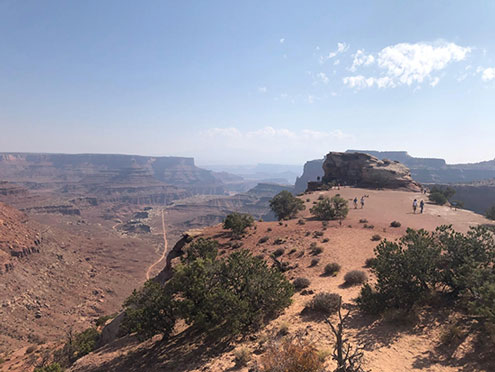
[{"x1": 8, "y1": 188, "x2": 495, "y2": 372}]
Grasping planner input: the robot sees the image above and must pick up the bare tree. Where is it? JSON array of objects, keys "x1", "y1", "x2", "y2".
[{"x1": 325, "y1": 298, "x2": 366, "y2": 372}]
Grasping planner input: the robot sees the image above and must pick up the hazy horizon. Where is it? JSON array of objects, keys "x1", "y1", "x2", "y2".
[{"x1": 1, "y1": 1, "x2": 494, "y2": 164}]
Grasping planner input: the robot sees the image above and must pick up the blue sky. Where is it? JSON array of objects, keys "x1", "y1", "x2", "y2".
[{"x1": 1, "y1": 1, "x2": 494, "y2": 165}]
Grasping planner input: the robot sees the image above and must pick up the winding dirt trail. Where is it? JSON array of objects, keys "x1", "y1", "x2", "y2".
[{"x1": 145, "y1": 209, "x2": 168, "y2": 280}]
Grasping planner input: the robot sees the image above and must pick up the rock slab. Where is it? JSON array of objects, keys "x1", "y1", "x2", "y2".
[{"x1": 322, "y1": 152, "x2": 421, "y2": 191}]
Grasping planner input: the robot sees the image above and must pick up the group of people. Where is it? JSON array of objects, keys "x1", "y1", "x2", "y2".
[
  {"x1": 353, "y1": 196, "x2": 366, "y2": 209},
  {"x1": 412, "y1": 198, "x2": 425, "y2": 214},
  {"x1": 349, "y1": 191, "x2": 426, "y2": 215}
]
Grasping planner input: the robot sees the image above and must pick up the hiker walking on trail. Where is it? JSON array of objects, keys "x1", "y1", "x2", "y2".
[
  {"x1": 413, "y1": 199, "x2": 418, "y2": 214},
  {"x1": 360, "y1": 196, "x2": 365, "y2": 209},
  {"x1": 353, "y1": 197, "x2": 358, "y2": 209},
  {"x1": 420, "y1": 200, "x2": 424, "y2": 214}
]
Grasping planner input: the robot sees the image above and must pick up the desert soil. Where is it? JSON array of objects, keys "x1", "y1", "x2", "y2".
[{"x1": 64, "y1": 188, "x2": 493, "y2": 372}]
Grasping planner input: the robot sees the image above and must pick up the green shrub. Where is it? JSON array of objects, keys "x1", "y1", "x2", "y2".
[
  {"x1": 95, "y1": 313, "x2": 116, "y2": 327},
  {"x1": 322, "y1": 238, "x2": 329, "y2": 243},
  {"x1": 486, "y1": 206, "x2": 495, "y2": 220},
  {"x1": 359, "y1": 219, "x2": 368, "y2": 224},
  {"x1": 310, "y1": 258, "x2": 320, "y2": 267},
  {"x1": 344, "y1": 270, "x2": 367, "y2": 285},
  {"x1": 182, "y1": 238, "x2": 218, "y2": 263},
  {"x1": 357, "y1": 228, "x2": 441, "y2": 312},
  {"x1": 364, "y1": 257, "x2": 376, "y2": 268},
  {"x1": 259, "y1": 236, "x2": 269, "y2": 244},
  {"x1": 313, "y1": 231, "x2": 324, "y2": 238},
  {"x1": 62, "y1": 328, "x2": 100, "y2": 364},
  {"x1": 274, "y1": 238, "x2": 286, "y2": 245},
  {"x1": 304, "y1": 293, "x2": 341, "y2": 316},
  {"x1": 310, "y1": 245, "x2": 323, "y2": 255},
  {"x1": 390, "y1": 221, "x2": 401, "y2": 228},
  {"x1": 324, "y1": 262, "x2": 341, "y2": 276},
  {"x1": 269, "y1": 191, "x2": 305, "y2": 220},
  {"x1": 371, "y1": 234, "x2": 382, "y2": 241},
  {"x1": 293, "y1": 277, "x2": 310, "y2": 291},
  {"x1": 26, "y1": 346, "x2": 36, "y2": 354},
  {"x1": 357, "y1": 284, "x2": 384, "y2": 314},
  {"x1": 233, "y1": 347, "x2": 251, "y2": 367},
  {"x1": 121, "y1": 280, "x2": 176, "y2": 341},
  {"x1": 310, "y1": 195, "x2": 349, "y2": 222},
  {"x1": 34, "y1": 364, "x2": 64, "y2": 372},
  {"x1": 223, "y1": 212, "x2": 255, "y2": 237},
  {"x1": 297, "y1": 218, "x2": 305, "y2": 225},
  {"x1": 430, "y1": 186, "x2": 456, "y2": 201},
  {"x1": 273, "y1": 248, "x2": 285, "y2": 257},
  {"x1": 429, "y1": 192, "x2": 448, "y2": 205},
  {"x1": 437, "y1": 225, "x2": 495, "y2": 296},
  {"x1": 172, "y1": 249, "x2": 294, "y2": 336}
]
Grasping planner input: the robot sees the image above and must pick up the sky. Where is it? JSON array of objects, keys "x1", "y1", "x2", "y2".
[{"x1": 1, "y1": 1, "x2": 494, "y2": 165}]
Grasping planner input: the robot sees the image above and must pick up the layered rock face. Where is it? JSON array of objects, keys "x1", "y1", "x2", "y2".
[
  {"x1": 0, "y1": 153, "x2": 225, "y2": 201},
  {"x1": 294, "y1": 159, "x2": 324, "y2": 194},
  {"x1": 0, "y1": 202, "x2": 40, "y2": 272},
  {"x1": 346, "y1": 150, "x2": 495, "y2": 184},
  {"x1": 322, "y1": 152, "x2": 421, "y2": 191}
]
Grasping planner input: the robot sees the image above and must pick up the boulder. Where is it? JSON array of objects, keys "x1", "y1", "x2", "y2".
[{"x1": 322, "y1": 152, "x2": 421, "y2": 191}]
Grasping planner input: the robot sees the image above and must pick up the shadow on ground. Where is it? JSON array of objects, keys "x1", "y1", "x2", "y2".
[{"x1": 78, "y1": 327, "x2": 235, "y2": 372}]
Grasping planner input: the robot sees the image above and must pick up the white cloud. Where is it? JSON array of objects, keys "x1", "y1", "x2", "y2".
[
  {"x1": 350, "y1": 50, "x2": 375, "y2": 72},
  {"x1": 343, "y1": 41, "x2": 471, "y2": 89},
  {"x1": 280, "y1": 38, "x2": 285, "y2": 44},
  {"x1": 258, "y1": 86, "x2": 267, "y2": 93},
  {"x1": 342, "y1": 75, "x2": 393, "y2": 89},
  {"x1": 203, "y1": 126, "x2": 351, "y2": 141},
  {"x1": 320, "y1": 42, "x2": 349, "y2": 63},
  {"x1": 481, "y1": 67, "x2": 495, "y2": 81},
  {"x1": 317, "y1": 72, "x2": 329, "y2": 84},
  {"x1": 152, "y1": 126, "x2": 356, "y2": 164},
  {"x1": 430, "y1": 77, "x2": 440, "y2": 87}
]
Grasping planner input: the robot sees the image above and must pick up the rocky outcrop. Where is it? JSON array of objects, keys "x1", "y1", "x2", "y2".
[
  {"x1": 294, "y1": 159, "x2": 324, "y2": 194},
  {"x1": 0, "y1": 202, "x2": 40, "y2": 272},
  {"x1": 247, "y1": 183, "x2": 294, "y2": 198},
  {"x1": 0, "y1": 181, "x2": 27, "y2": 197},
  {"x1": 322, "y1": 152, "x2": 421, "y2": 191},
  {"x1": 346, "y1": 150, "x2": 495, "y2": 184},
  {"x1": 0, "y1": 153, "x2": 226, "y2": 196}
]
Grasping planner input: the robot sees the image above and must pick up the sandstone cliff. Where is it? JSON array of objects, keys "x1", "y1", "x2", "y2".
[
  {"x1": 322, "y1": 152, "x2": 421, "y2": 191},
  {"x1": 0, "y1": 202, "x2": 40, "y2": 273},
  {"x1": 294, "y1": 159, "x2": 324, "y2": 194},
  {"x1": 346, "y1": 150, "x2": 495, "y2": 184}
]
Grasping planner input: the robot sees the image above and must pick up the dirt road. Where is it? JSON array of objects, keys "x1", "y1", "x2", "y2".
[{"x1": 145, "y1": 209, "x2": 168, "y2": 280}]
